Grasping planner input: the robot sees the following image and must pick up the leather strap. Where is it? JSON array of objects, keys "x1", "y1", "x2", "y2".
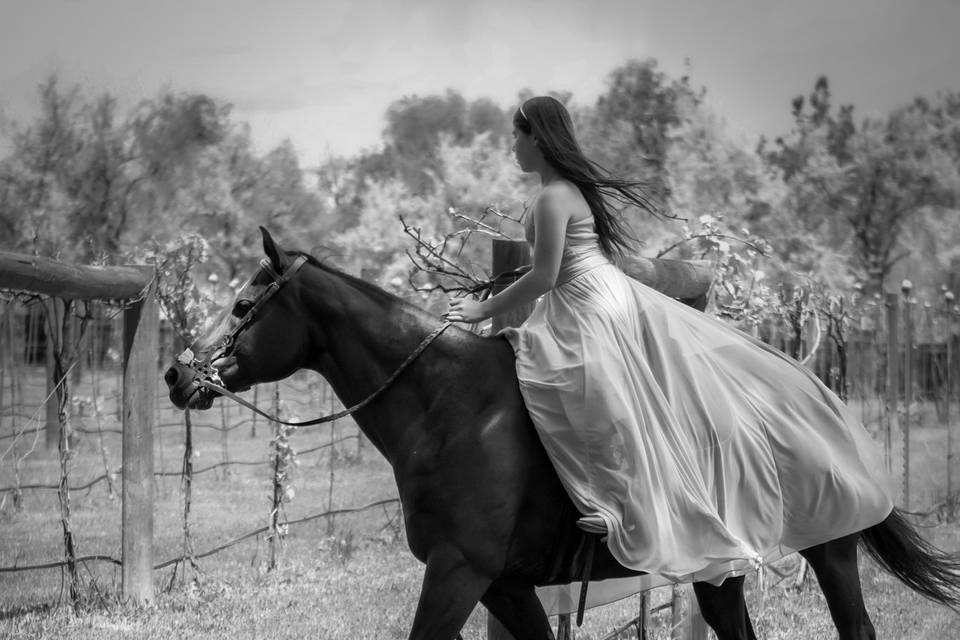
[{"x1": 198, "y1": 321, "x2": 454, "y2": 427}]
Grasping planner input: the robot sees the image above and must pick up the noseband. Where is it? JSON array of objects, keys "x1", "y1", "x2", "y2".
[{"x1": 175, "y1": 255, "x2": 452, "y2": 427}]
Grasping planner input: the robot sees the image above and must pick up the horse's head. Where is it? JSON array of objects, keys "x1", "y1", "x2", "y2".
[{"x1": 165, "y1": 227, "x2": 313, "y2": 410}]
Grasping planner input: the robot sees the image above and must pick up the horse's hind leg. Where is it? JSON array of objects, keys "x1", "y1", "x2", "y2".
[
  {"x1": 799, "y1": 533, "x2": 876, "y2": 640},
  {"x1": 481, "y1": 580, "x2": 555, "y2": 640},
  {"x1": 693, "y1": 575, "x2": 757, "y2": 640}
]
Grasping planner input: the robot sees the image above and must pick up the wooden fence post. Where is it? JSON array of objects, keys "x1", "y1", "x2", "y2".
[
  {"x1": 947, "y1": 302, "x2": 954, "y2": 498},
  {"x1": 670, "y1": 583, "x2": 708, "y2": 640},
  {"x1": 0, "y1": 251, "x2": 158, "y2": 603},
  {"x1": 490, "y1": 239, "x2": 534, "y2": 334},
  {"x1": 885, "y1": 293, "x2": 900, "y2": 476},
  {"x1": 121, "y1": 266, "x2": 157, "y2": 604},
  {"x1": 671, "y1": 584, "x2": 684, "y2": 639},
  {"x1": 686, "y1": 586, "x2": 708, "y2": 640},
  {"x1": 902, "y1": 286, "x2": 914, "y2": 509},
  {"x1": 637, "y1": 591, "x2": 650, "y2": 639},
  {"x1": 45, "y1": 316, "x2": 57, "y2": 449}
]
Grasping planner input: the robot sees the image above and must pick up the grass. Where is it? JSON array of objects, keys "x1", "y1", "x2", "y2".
[{"x1": 2, "y1": 367, "x2": 960, "y2": 638}]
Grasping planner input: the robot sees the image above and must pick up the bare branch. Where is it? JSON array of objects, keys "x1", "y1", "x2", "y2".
[
  {"x1": 656, "y1": 233, "x2": 768, "y2": 259},
  {"x1": 401, "y1": 205, "x2": 528, "y2": 299},
  {"x1": 400, "y1": 219, "x2": 477, "y2": 281},
  {"x1": 483, "y1": 204, "x2": 524, "y2": 224},
  {"x1": 449, "y1": 211, "x2": 513, "y2": 239}
]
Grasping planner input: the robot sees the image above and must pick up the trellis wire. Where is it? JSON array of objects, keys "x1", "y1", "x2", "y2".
[{"x1": 3, "y1": 285, "x2": 960, "y2": 626}]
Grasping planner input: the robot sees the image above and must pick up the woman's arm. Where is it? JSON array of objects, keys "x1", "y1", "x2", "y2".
[{"x1": 446, "y1": 186, "x2": 571, "y2": 323}]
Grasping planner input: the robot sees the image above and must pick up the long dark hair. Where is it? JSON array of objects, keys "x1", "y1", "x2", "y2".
[{"x1": 514, "y1": 95, "x2": 660, "y2": 259}]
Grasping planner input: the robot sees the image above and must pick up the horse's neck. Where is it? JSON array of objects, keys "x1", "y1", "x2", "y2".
[{"x1": 301, "y1": 270, "x2": 458, "y2": 461}]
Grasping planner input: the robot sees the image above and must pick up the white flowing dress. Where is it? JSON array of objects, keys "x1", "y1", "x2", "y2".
[{"x1": 500, "y1": 215, "x2": 894, "y2": 610}]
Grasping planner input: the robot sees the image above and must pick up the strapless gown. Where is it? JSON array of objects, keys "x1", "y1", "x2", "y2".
[{"x1": 499, "y1": 215, "x2": 893, "y2": 612}]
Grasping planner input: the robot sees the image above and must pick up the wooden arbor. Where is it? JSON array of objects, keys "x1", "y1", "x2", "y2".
[{"x1": 0, "y1": 250, "x2": 158, "y2": 604}]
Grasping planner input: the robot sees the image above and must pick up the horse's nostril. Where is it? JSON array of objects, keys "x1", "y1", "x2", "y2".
[{"x1": 164, "y1": 366, "x2": 180, "y2": 387}]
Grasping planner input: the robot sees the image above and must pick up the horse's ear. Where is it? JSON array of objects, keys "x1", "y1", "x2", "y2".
[{"x1": 259, "y1": 226, "x2": 285, "y2": 272}]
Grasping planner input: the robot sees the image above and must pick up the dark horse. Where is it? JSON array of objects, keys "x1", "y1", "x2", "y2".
[{"x1": 165, "y1": 228, "x2": 960, "y2": 640}]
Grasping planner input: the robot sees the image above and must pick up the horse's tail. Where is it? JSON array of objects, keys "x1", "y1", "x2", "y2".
[{"x1": 859, "y1": 507, "x2": 960, "y2": 609}]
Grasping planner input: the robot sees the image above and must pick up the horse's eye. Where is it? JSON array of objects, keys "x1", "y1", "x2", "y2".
[{"x1": 232, "y1": 299, "x2": 254, "y2": 318}]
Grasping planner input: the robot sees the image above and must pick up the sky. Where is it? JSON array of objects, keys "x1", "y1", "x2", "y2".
[{"x1": 0, "y1": 0, "x2": 958, "y2": 167}]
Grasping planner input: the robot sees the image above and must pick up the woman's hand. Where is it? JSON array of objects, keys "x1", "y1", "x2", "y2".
[{"x1": 445, "y1": 297, "x2": 489, "y2": 323}]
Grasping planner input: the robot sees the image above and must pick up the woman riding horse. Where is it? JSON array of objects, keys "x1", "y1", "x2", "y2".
[
  {"x1": 166, "y1": 95, "x2": 960, "y2": 640},
  {"x1": 448, "y1": 95, "x2": 894, "y2": 585}
]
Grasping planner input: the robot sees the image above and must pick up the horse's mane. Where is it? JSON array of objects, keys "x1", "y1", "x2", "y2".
[{"x1": 288, "y1": 250, "x2": 434, "y2": 321}]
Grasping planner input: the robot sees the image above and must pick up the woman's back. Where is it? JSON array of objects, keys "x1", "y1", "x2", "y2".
[{"x1": 522, "y1": 185, "x2": 611, "y2": 286}]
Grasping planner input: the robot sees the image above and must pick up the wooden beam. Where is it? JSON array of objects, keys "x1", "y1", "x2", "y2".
[
  {"x1": 620, "y1": 257, "x2": 713, "y2": 300},
  {"x1": 0, "y1": 250, "x2": 151, "y2": 301}
]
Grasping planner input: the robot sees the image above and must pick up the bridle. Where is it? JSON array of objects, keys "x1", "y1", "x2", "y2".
[
  {"x1": 176, "y1": 255, "x2": 308, "y2": 392},
  {"x1": 175, "y1": 255, "x2": 452, "y2": 427}
]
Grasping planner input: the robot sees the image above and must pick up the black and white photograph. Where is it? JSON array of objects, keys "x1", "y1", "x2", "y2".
[{"x1": 1, "y1": 1, "x2": 959, "y2": 638}]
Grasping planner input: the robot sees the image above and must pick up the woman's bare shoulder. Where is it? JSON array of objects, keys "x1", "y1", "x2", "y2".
[
  {"x1": 539, "y1": 180, "x2": 588, "y2": 219},
  {"x1": 542, "y1": 179, "x2": 581, "y2": 198},
  {"x1": 540, "y1": 180, "x2": 585, "y2": 207}
]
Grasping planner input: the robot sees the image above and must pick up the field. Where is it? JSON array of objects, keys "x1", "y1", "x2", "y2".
[{"x1": 2, "y1": 366, "x2": 960, "y2": 639}]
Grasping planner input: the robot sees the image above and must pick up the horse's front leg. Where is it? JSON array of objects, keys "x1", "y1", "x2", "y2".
[{"x1": 408, "y1": 545, "x2": 492, "y2": 640}]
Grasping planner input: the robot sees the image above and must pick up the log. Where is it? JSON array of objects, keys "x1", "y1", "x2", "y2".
[
  {"x1": 0, "y1": 250, "x2": 152, "y2": 300},
  {"x1": 619, "y1": 256, "x2": 713, "y2": 302}
]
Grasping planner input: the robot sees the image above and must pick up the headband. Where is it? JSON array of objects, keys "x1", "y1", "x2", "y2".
[{"x1": 519, "y1": 103, "x2": 527, "y2": 120}]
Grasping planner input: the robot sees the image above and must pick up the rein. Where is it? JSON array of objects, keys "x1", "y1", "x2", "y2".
[
  {"x1": 196, "y1": 321, "x2": 453, "y2": 427},
  {"x1": 176, "y1": 253, "x2": 454, "y2": 427}
]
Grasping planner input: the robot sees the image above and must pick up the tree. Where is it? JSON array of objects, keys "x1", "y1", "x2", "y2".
[
  {"x1": 314, "y1": 153, "x2": 366, "y2": 233},
  {"x1": 350, "y1": 91, "x2": 510, "y2": 198},
  {"x1": 0, "y1": 77, "x2": 231, "y2": 260},
  {"x1": 1, "y1": 76, "x2": 83, "y2": 256},
  {"x1": 60, "y1": 92, "x2": 126, "y2": 259},
  {"x1": 581, "y1": 59, "x2": 702, "y2": 207},
  {"x1": 0, "y1": 74, "x2": 334, "y2": 292},
  {"x1": 894, "y1": 93, "x2": 960, "y2": 295},
  {"x1": 664, "y1": 87, "x2": 786, "y2": 256},
  {"x1": 846, "y1": 103, "x2": 959, "y2": 295},
  {"x1": 333, "y1": 131, "x2": 528, "y2": 311},
  {"x1": 761, "y1": 78, "x2": 960, "y2": 295}
]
